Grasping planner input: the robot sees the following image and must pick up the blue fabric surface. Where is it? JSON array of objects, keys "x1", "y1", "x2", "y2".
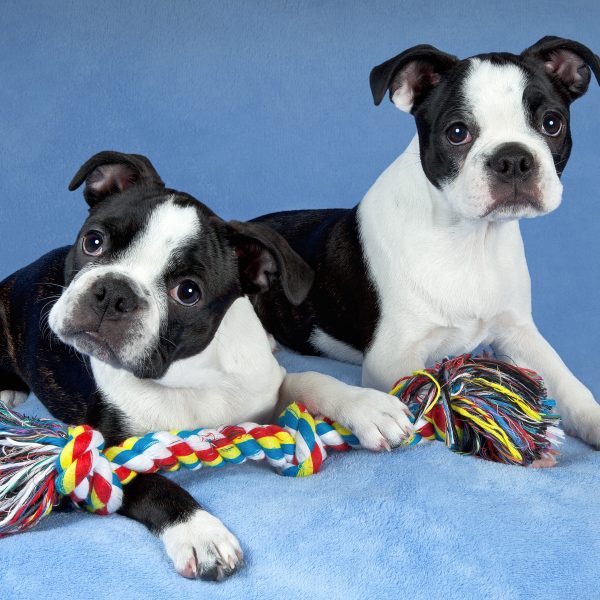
[
  {"x1": 1, "y1": 1, "x2": 600, "y2": 598},
  {"x1": 2, "y1": 350, "x2": 600, "y2": 600}
]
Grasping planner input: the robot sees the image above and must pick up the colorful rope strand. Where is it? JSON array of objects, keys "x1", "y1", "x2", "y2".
[
  {"x1": 0, "y1": 402, "x2": 359, "y2": 536},
  {"x1": 0, "y1": 355, "x2": 562, "y2": 537},
  {"x1": 391, "y1": 355, "x2": 563, "y2": 465}
]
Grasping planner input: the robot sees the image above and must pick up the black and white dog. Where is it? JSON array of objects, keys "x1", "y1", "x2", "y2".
[
  {"x1": 252, "y1": 36, "x2": 600, "y2": 449},
  {"x1": 0, "y1": 151, "x2": 412, "y2": 579}
]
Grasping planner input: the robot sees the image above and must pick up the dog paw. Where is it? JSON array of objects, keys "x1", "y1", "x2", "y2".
[
  {"x1": 339, "y1": 388, "x2": 414, "y2": 451},
  {"x1": 530, "y1": 452, "x2": 558, "y2": 468},
  {"x1": 161, "y1": 510, "x2": 244, "y2": 581},
  {"x1": 0, "y1": 390, "x2": 29, "y2": 408}
]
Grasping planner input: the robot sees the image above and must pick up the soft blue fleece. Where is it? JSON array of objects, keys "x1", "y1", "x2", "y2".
[
  {"x1": 1, "y1": 349, "x2": 599, "y2": 600},
  {"x1": 1, "y1": 1, "x2": 599, "y2": 598}
]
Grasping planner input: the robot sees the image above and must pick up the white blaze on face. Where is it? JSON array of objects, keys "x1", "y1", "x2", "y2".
[
  {"x1": 442, "y1": 59, "x2": 563, "y2": 219},
  {"x1": 49, "y1": 197, "x2": 201, "y2": 366},
  {"x1": 114, "y1": 198, "x2": 200, "y2": 314}
]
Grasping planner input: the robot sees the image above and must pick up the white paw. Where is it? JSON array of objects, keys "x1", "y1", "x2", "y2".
[
  {"x1": 338, "y1": 388, "x2": 414, "y2": 451},
  {"x1": 161, "y1": 510, "x2": 244, "y2": 581},
  {"x1": 0, "y1": 390, "x2": 29, "y2": 408}
]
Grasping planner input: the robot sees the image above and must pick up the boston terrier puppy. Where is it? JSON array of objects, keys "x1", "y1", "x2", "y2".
[
  {"x1": 251, "y1": 36, "x2": 600, "y2": 449},
  {"x1": 0, "y1": 151, "x2": 412, "y2": 580}
]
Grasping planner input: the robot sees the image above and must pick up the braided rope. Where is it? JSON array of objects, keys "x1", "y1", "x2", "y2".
[
  {"x1": 0, "y1": 355, "x2": 562, "y2": 537},
  {"x1": 0, "y1": 402, "x2": 360, "y2": 533}
]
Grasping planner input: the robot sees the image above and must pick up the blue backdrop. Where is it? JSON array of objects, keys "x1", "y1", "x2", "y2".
[
  {"x1": 1, "y1": 1, "x2": 598, "y2": 388},
  {"x1": 1, "y1": 3, "x2": 599, "y2": 598}
]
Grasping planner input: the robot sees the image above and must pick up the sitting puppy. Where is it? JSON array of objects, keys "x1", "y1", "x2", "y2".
[
  {"x1": 0, "y1": 151, "x2": 412, "y2": 580},
  {"x1": 251, "y1": 36, "x2": 600, "y2": 448}
]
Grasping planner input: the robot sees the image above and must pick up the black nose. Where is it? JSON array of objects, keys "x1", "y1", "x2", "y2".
[
  {"x1": 487, "y1": 143, "x2": 535, "y2": 182},
  {"x1": 91, "y1": 276, "x2": 140, "y2": 319}
]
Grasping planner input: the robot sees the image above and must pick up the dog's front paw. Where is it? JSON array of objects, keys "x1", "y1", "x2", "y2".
[
  {"x1": 339, "y1": 388, "x2": 414, "y2": 451},
  {"x1": 0, "y1": 390, "x2": 28, "y2": 408},
  {"x1": 161, "y1": 510, "x2": 244, "y2": 581}
]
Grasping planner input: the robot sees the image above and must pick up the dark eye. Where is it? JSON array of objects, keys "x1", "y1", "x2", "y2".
[
  {"x1": 541, "y1": 111, "x2": 563, "y2": 137},
  {"x1": 169, "y1": 279, "x2": 201, "y2": 306},
  {"x1": 446, "y1": 123, "x2": 472, "y2": 145},
  {"x1": 82, "y1": 230, "x2": 104, "y2": 256}
]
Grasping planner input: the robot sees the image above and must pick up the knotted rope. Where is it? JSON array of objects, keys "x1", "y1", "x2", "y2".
[{"x1": 0, "y1": 355, "x2": 562, "y2": 537}]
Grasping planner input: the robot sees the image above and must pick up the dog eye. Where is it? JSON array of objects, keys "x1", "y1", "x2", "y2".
[
  {"x1": 82, "y1": 230, "x2": 104, "y2": 256},
  {"x1": 541, "y1": 111, "x2": 563, "y2": 137},
  {"x1": 169, "y1": 279, "x2": 201, "y2": 306},
  {"x1": 446, "y1": 123, "x2": 472, "y2": 145}
]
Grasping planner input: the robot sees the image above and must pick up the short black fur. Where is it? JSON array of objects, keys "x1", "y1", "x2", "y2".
[{"x1": 252, "y1": 207, "x2": 378, "y2": 356}]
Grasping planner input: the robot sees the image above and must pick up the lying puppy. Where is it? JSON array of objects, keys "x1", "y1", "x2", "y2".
[
  {"x1": 0, "y1": 151, "x2": 412, "y2": 580},
  {"x1": 252, "y1": 36, "x2": 600, "y2": 448}
]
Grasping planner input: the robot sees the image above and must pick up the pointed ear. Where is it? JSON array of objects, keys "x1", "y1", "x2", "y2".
[
  {"x1": 226, "y1": 220, "x2": 314, "y2": 306},
  {"x1": 370, "y1": 44, "x2": 458, "y2": 112},
  {"x1": 68, "y1": 151, "x2": 165, "y2": 207},
  {"x1": 522, "y1": 36, "x2": 600, "y2": 102}
]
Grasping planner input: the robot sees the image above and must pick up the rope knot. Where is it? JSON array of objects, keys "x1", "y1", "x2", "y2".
[{"x1": 55, "y1": 425, "x2": 122, "y2": 514}]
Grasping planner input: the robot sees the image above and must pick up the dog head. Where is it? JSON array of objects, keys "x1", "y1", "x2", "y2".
[
  {"x1": 49, "y1": 151, "x2": 313, "y2": 379},
  {"x1": 370, "y1": 36, "x2": 600, "y2": 220}
]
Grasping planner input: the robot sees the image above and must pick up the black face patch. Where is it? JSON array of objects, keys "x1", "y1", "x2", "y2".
[
  {"x1": 411, "y1": 58, "x2": 478, "y2": 188},
  {"x1": 520, "y1": 74, "x2": 572, "y2": 177}
]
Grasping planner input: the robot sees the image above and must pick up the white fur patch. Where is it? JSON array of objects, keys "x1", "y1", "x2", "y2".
[
  {"x1": 161, "y1": 509, "x2": 243, "y2": 580},
  {"x1": 93, "y1": 297, "x2": 285, "y2": 433},
  {"x1": 356, "y1": 135, "x2": 533, "y2": 390},
  {"x1": 309, "y1": 327, "x2": 363, "y2": 365},
  {"x1": 0, "y1": 390, "x2": 28, "y2": 408}
]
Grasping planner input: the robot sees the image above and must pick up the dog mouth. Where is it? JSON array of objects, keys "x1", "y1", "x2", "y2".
[
  {"x1": 481, "y1": 192, "x2": 543, "y2": 218},
  {"x1": 67, "y1": 328, "x2": 167, "y2": 379},
  {"x1": 70, "y1": 330, "x2": 120, "y2": 365}
]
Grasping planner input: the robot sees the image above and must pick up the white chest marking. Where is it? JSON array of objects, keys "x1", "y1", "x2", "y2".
[
  {"x1": 357, "y1": 136, "x2": 533, "y2": 365},
  {"x1": 92, "y1": 297, "x2": 285, "y2": 433}
]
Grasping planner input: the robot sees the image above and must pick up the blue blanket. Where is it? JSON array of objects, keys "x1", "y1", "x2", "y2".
[
  {"x1": 2, "y1": 349, "x2": 599, "y2": 600},
  {"x1": 1, "y1": 1, "x2": 599, "y2": 597}
]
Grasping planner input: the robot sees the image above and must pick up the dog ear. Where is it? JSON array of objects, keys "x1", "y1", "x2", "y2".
[
  {"x1": 370, "y1": 45, "x2": 458, "y2": 112},
  {"x1": 226, "y1": 220, "x2": 314, "y2": 306},
  {"x1": 522, "y1": 36, "x2": 600, "y2": 102},
  {"x1": 68, "y1": 151, "x2": 165, "y2": 207}
]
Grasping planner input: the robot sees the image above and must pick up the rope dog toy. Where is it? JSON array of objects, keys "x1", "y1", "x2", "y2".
[
  {"x1": 391, "y1": 355, "x2": 562, "y2": 464},
  {"x1": 0, "y1": 355, "x2": 562, "y2": 536}
]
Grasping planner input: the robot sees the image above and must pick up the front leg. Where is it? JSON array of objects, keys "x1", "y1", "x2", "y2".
[
  {"x1": 494, "y1": 319, "x2": 600, "y2": 448},
  {"x1": 279, "y1": 371, "x2": 413, "y2": 450},
  {"x1": 120, "y1": 474, "x2": 243, "y2": 580},
  {"x1": 89, "y1": 397, "x2": 243, "y2": 581}
]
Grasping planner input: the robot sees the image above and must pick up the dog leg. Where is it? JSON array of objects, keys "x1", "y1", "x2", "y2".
[
  {"x1": 279, "y1": 371, "x2": 414, "y2": 450},
  {"x1": 119, "y1": 473, "x2": 243, "y2": 580},
  {"x1": 362, "y1": 342, "x2": 427, "y2": 392},
  {"x1": 494, "y1": 320, "x2": 600, "y2": 448}
]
